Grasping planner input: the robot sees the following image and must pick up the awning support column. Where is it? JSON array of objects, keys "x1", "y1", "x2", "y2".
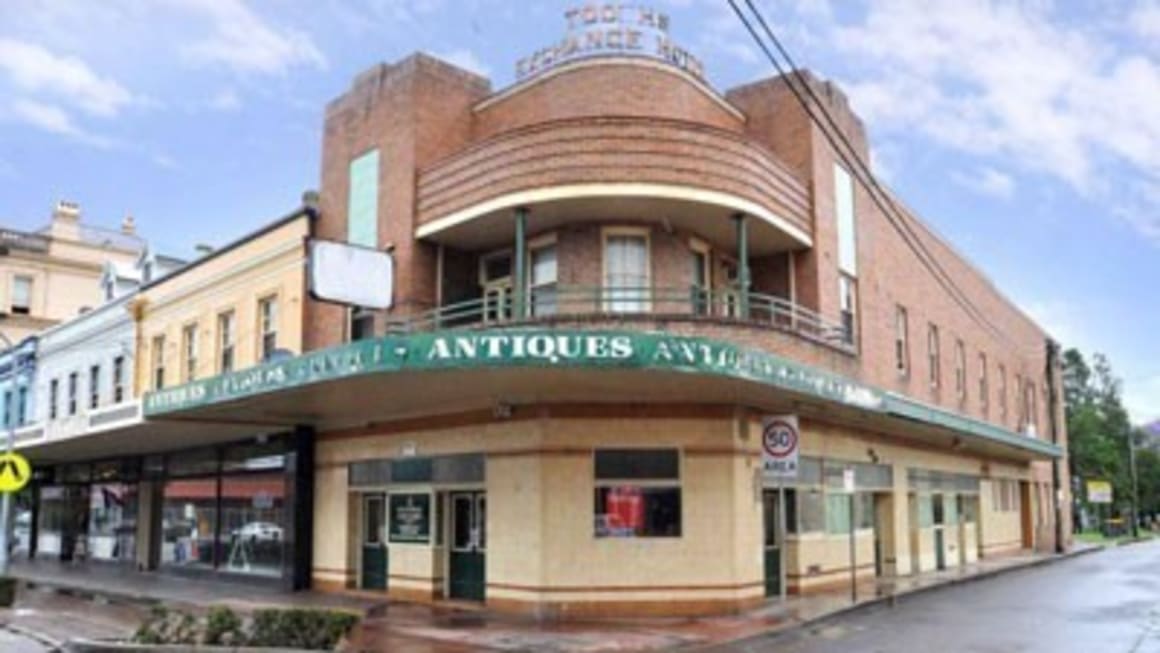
[
  {"x1": 514, "y1": 208, "x2": 528, "y2": 319},
  {"x1": 734, "y1": 213, "x2": 750, "y2": 319}
]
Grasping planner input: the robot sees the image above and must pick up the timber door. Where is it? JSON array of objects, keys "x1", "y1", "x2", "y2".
[
  {"x1": 449, "y1": 491, "x2": 486, "y2": 601},
  {"x1": 762, "y1": 489, "x2": 782, "y2": 597},
  {"x1": 360, "y1": 494, "x2": 387, "y2": 590}
]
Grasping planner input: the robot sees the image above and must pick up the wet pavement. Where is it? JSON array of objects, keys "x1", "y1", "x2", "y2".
[
  {"x1": 0, "y1": 545, "x2": 1111, "y2": 652},
  {"x1": 709, "y1": 540, "x2": 1160, "y2": 653}
]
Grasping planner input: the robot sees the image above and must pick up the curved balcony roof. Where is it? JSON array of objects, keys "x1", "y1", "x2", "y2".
[{"x1": 416, "y1": 116, "x2": 812, "y2": 253}]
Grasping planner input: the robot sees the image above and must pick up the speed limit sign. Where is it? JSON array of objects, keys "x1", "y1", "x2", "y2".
[{"x1": 762, "y1": 415, "x2": 800, "y2": 479}]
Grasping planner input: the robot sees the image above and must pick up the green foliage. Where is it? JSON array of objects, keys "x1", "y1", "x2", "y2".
[
  {"x1": 131, "y1": 605, "x2": 359, "y2": 650},
  {"x1": 1064, "y1": 348, "x2": 1139, "y2": 517},
  {"x1": 203, "y1": 605, "x2": 244, "y2": 646}
]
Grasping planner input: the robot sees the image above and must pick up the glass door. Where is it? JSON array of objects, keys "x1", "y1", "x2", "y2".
[
  {"x1": 448, "y1": 491, "x2": 486, "y2": 601},
  {"x1": 361, "y1": 493, "x2": 387, "y2": 590},
  {"x1": 762, "y1": 489, "x2": 782, "y2": 598}
]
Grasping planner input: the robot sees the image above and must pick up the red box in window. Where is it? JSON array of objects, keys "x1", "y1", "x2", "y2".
[{"x1": 606, "y1": 486, "x2": 644, "y2": 534}]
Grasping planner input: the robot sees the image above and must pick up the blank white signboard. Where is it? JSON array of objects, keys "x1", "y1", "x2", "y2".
[{"x1": 308, "y1": 239, "x2": 393, "y2": 309}]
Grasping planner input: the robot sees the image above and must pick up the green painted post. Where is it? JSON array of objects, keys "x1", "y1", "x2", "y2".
[
  {"x1": 514, "y1": 208, "x2": 528, "y2": 319},
  {"x1": 734, "y1": 213, "x2": 750, "y2": 318}
]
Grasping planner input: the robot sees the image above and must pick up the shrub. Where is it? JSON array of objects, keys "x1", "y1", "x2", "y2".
[
  {"x1": 203, "y1": 605, "x2": 244, "y2": 646},
  {"x1": 131, "y1": 604, "x2": 359, "y2": 650}
]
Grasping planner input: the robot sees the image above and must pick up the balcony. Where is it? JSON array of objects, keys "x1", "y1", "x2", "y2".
[{"x1": 384, "y1": 285, "x2": 853, "y2": 351}]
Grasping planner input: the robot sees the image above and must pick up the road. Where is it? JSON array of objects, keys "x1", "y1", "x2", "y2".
[
  {"x1": 0, "y1": 628, "x2": 49, "y2": 653},
  {"x1": 717, "y1": 541, "x2": 1160, "y2": 653}
]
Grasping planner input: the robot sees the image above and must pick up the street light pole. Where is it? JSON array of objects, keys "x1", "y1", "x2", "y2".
[
  {"x1": 1128, "y1": 427, "x2": 1140, "y2": 539},
  {"x1": 0, "y1": 330, "x2": 17, "y2": 577}
]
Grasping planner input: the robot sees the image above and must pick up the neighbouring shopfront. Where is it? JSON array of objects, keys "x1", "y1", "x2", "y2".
[{"x1": 25, "y1": 431, "x2": 314, "y2": 589}]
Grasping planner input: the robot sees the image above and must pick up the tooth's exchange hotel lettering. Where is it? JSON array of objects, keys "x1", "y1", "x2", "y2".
[{"x1": 12, "y1": 5, "x2": 1069, "y2": 618}]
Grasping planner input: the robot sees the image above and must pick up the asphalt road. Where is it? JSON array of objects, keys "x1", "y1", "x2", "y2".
[
  {"x1": 718, "y1": 541, "x2": 1160, "y2": 653},
  {"x1": 0, "y1": 628, "x2": 49, "y2": 653}
]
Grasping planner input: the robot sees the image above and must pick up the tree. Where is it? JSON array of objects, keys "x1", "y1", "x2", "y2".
[{"x1": 1063, "y1": 349, "x2": 1136, "y2": 528}]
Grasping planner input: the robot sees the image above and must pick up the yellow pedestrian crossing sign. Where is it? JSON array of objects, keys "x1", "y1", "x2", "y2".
[{"x1": 0, "y1": 453, "x2": 30, "y2": 493}]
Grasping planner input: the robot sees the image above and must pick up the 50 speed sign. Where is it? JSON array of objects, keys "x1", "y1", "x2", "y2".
[{"x1": 762, "y1": 415, "x2": 799, "y2": 479}]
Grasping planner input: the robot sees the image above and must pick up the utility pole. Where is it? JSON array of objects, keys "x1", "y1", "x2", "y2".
[
  {"x1": 1128, "y1": 427, "x2": 1140, "y2": 539},
  {"x1": 0, "y1": 330, "x2": 18, "y2": 576}
]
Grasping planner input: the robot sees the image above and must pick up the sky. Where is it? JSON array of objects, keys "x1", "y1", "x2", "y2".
[{"x1": 0, "y1": 0, "x2": 1157, "y2": 424}]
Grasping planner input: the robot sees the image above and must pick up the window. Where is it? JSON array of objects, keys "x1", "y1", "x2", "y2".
[
  {"x1": 258, "y1": 296, "x2": 278, "y2": 361},
  {"x1": 10, "y1": 275, "x2": 32, "y2": 315},
  {"x1": 16, "y1": 386, "x2": 26, "y2": 425},
  {"x1": 182, "y1": 323, "x2": 198, "y2": 382},
  {"x1": 690, "y1": 240, "x2": 711, "y2": 316},
  {"x1": 151, "y1": 335, "x2": 165, "y2": 390},
  {"x1": 954, "y1": 338, "x2": 967, "y2": 401},
  {"x1": 67, "y1": 372, "x2": 77, "y2": 416},
  {"x1": 895, "y1": 305, "x2": 909, "y2": 376},
  {"x1": 593, "y1": 449, "x2": 680, "y2": 538},
  {"x1": 998, "y1": 364, "x2": 1007, "y2": 422},
  {"x1": 1024, "y1": 380, "x2": 1038, "y2": 435},
  {"x1": 603, "y1": 230, "x2": 649, "y2": 313},
  {"x1": 834, "y1": 164, "x2": 857, "y2": 274},
  {"x1": 2, "y1": 391, "x2": 10, "y2": 428},
  {"x1": 89, "y1": 364, "x2": 100, "y2": 409},
  {"x1": 218, "y1": 311, "x2": 236, "y2": 373},
  {"x1": 1015, "y1": 373, "x2": 1024, "y2": 427},
  {"x1": 49, "y1": 379, "x2": 58, "y2": 420},
  {"x1": 528, "y1": 238, "x2": 558, "y2": 317},
  {"x1": 348, "y1": 149, "x2": 379, "y2": 248},
  {"x1": 839, "y1": 275, "x2": 857, "y2": 344},
  {"x1": 113, "y1": 356, "x2": 125, "y2": 403},
  {"x1": 978, "y1": 352, "x2": 988, "y2": 413},
  {"x1": 928, "y1": 324, "x2": 941, "y2": 389},
  {"x1": 349, "y1": 307, "x2": 375, "y2": 342}
]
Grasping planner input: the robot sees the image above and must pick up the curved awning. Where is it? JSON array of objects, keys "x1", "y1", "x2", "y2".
[{"x1": 140, "y1": 329, "x2": 1062, "y2": 463}]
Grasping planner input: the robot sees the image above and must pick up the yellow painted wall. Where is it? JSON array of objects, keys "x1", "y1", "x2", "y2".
[{"x1": 135, "y1": 215, "x2": 309, "y2": 392}]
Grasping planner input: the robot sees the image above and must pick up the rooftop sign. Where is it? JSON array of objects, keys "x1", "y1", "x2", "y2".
[{"x1": 516, "y1": 4, "x2": 705, "y2": 82}]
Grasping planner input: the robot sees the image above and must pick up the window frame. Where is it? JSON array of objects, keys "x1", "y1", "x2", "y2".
[
  {"x1": 182, "y1": 322, "x2": 198, "y2": 383},
  {"x1": 89, "y1": 363, "x2": 100, "y2": 410},
  {"x1": 954, "y1": 338, "x2": 967, "y2": 402},
  {"x1": 348, "y1": 307, "x2": 375, "y2": 342},
  {"x1": 998, "y1": 364, "x2": 1007, "y2": 423},
  {"x1": 9, "y1": 274, "x2": 32, "y2": 315},
  {"x1": 839, "y1": 274, "x2": 858, "y2": 345},
  {"x1": 67, "y1": 372, "x2": 78, "y2": 416},
  {"x1": 257, "y1": 294, "x2": 279, "y2": 362},
  {"x1": 895, "y1": 305, "x2": 909, "y2": 377},
  {"x1": 527, "y1": 233, "x2": 558, "y2": 317},
  {"x1": 601, "y1": 226, "x2": 652, "y2": 313},
  {"x1": 49, "y1": 378, "x2": 58, "y2": 420},
  {"x1": 978, "y1": 351, "x2": 988, "y2": 414},
  {"x1": 927, "y1": 324, "x2": 941, "y2": 389},
  {"x1": 218, "y1": 310, "x2": 236, "y2": 373},
  {"x1": 151, "y1": 334, "x2": 166, "y2": 391},
  {"x1": 592, "y1": 447, "x2": 682, "y2": 539},
  {"x1": 112, "y1": 356, "x2": 125, "y2": 403}
]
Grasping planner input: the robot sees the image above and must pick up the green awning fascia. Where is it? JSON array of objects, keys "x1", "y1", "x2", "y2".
[{"x1": 882, "y1": 392, "x2": 1064, "y2": 459}]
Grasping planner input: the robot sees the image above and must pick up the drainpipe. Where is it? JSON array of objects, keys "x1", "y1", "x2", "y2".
[
  {"x1": 1045, "y1": 338, "x2": 1065, "y2": 553},
  {"x1": 513, "y1": 208, "x2": 528, "y2": 319},
  {"x1": 734, "y1": 213, "x2": 750, "y2": 319}
]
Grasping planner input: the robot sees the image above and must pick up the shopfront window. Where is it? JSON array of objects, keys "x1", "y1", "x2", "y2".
[
  {"x1": 593, "y1": 448, "x2": 680, "y2": 538},
  {"x1": 36, "y1": 486, "x2": 66, "y2": 557},
  {"x1": 87, "y1": 483, "x2": 137, "y2": 563},
  {"x1": 220, "y1": 474, "x2": 285, "y2": 577},
  {"x1": 161, "y1": 478, "x2": 218, "y2": 571}
]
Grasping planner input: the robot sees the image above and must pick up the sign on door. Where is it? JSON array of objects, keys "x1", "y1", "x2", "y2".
[{"x1": 762, "y1": 415, "x2": 800, "y2": 480}]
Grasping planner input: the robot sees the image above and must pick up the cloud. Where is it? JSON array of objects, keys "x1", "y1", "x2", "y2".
[
  {"x1": 152, "y1": 153, "x2": 179, "y2": 169},
  {"x1": 805, "y1": 0, "x2": 1160, "y2": 243},
  {"x1": 951, "y1": 166, "x2": 1016, "y2": 199},
  {"x1": 0, "y1": 38, "x2": 134, "y2": 116},
  {"x1": 207, "y1": 88, "x2": 242, "y2": 112},
  {"x1": 5, "y1": 98, "x2": 116, "y2": 148},
  {"x1": 1124, "y1": 374, "x2": 1160, "y2": 426},
  {"x1": 172, "y1": 0, "x2": 326, "y2": 75},
  {"x1": 431, "y1": 48, "x2": 491, "y2": 77}
]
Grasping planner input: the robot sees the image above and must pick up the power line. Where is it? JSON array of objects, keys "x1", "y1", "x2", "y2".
[{"x1": 728, "y1": 0, "x2": 1015, "y2": 348}]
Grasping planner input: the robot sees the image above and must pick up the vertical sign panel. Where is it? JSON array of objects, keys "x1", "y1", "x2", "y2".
[
  {"x1": 761, "y1": 415, "x2": 800, "y2": 480},
  {"x1": 834, "y1": 164, "x2": 857, "y2": 275},
  {"x1": 348, "y1": 149, "x2": 380, "y2": 249}
]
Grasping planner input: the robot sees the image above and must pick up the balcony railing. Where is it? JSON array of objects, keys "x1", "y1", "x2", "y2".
[{"x1": 384, "y1": 286, "x2": 853, "y2": 349}]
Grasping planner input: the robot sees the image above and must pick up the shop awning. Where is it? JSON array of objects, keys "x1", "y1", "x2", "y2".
[{"x1": 138, "y1": 329, "x2": 1063, "y2": 463}]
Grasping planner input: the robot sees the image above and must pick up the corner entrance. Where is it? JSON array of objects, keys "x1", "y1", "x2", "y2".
[
  {"x1": 360, "y1": 493, "x2": 387, "y2": 590},
  {"x1": 448, "y1": 491, "x2": 485, "y2": 601}
]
